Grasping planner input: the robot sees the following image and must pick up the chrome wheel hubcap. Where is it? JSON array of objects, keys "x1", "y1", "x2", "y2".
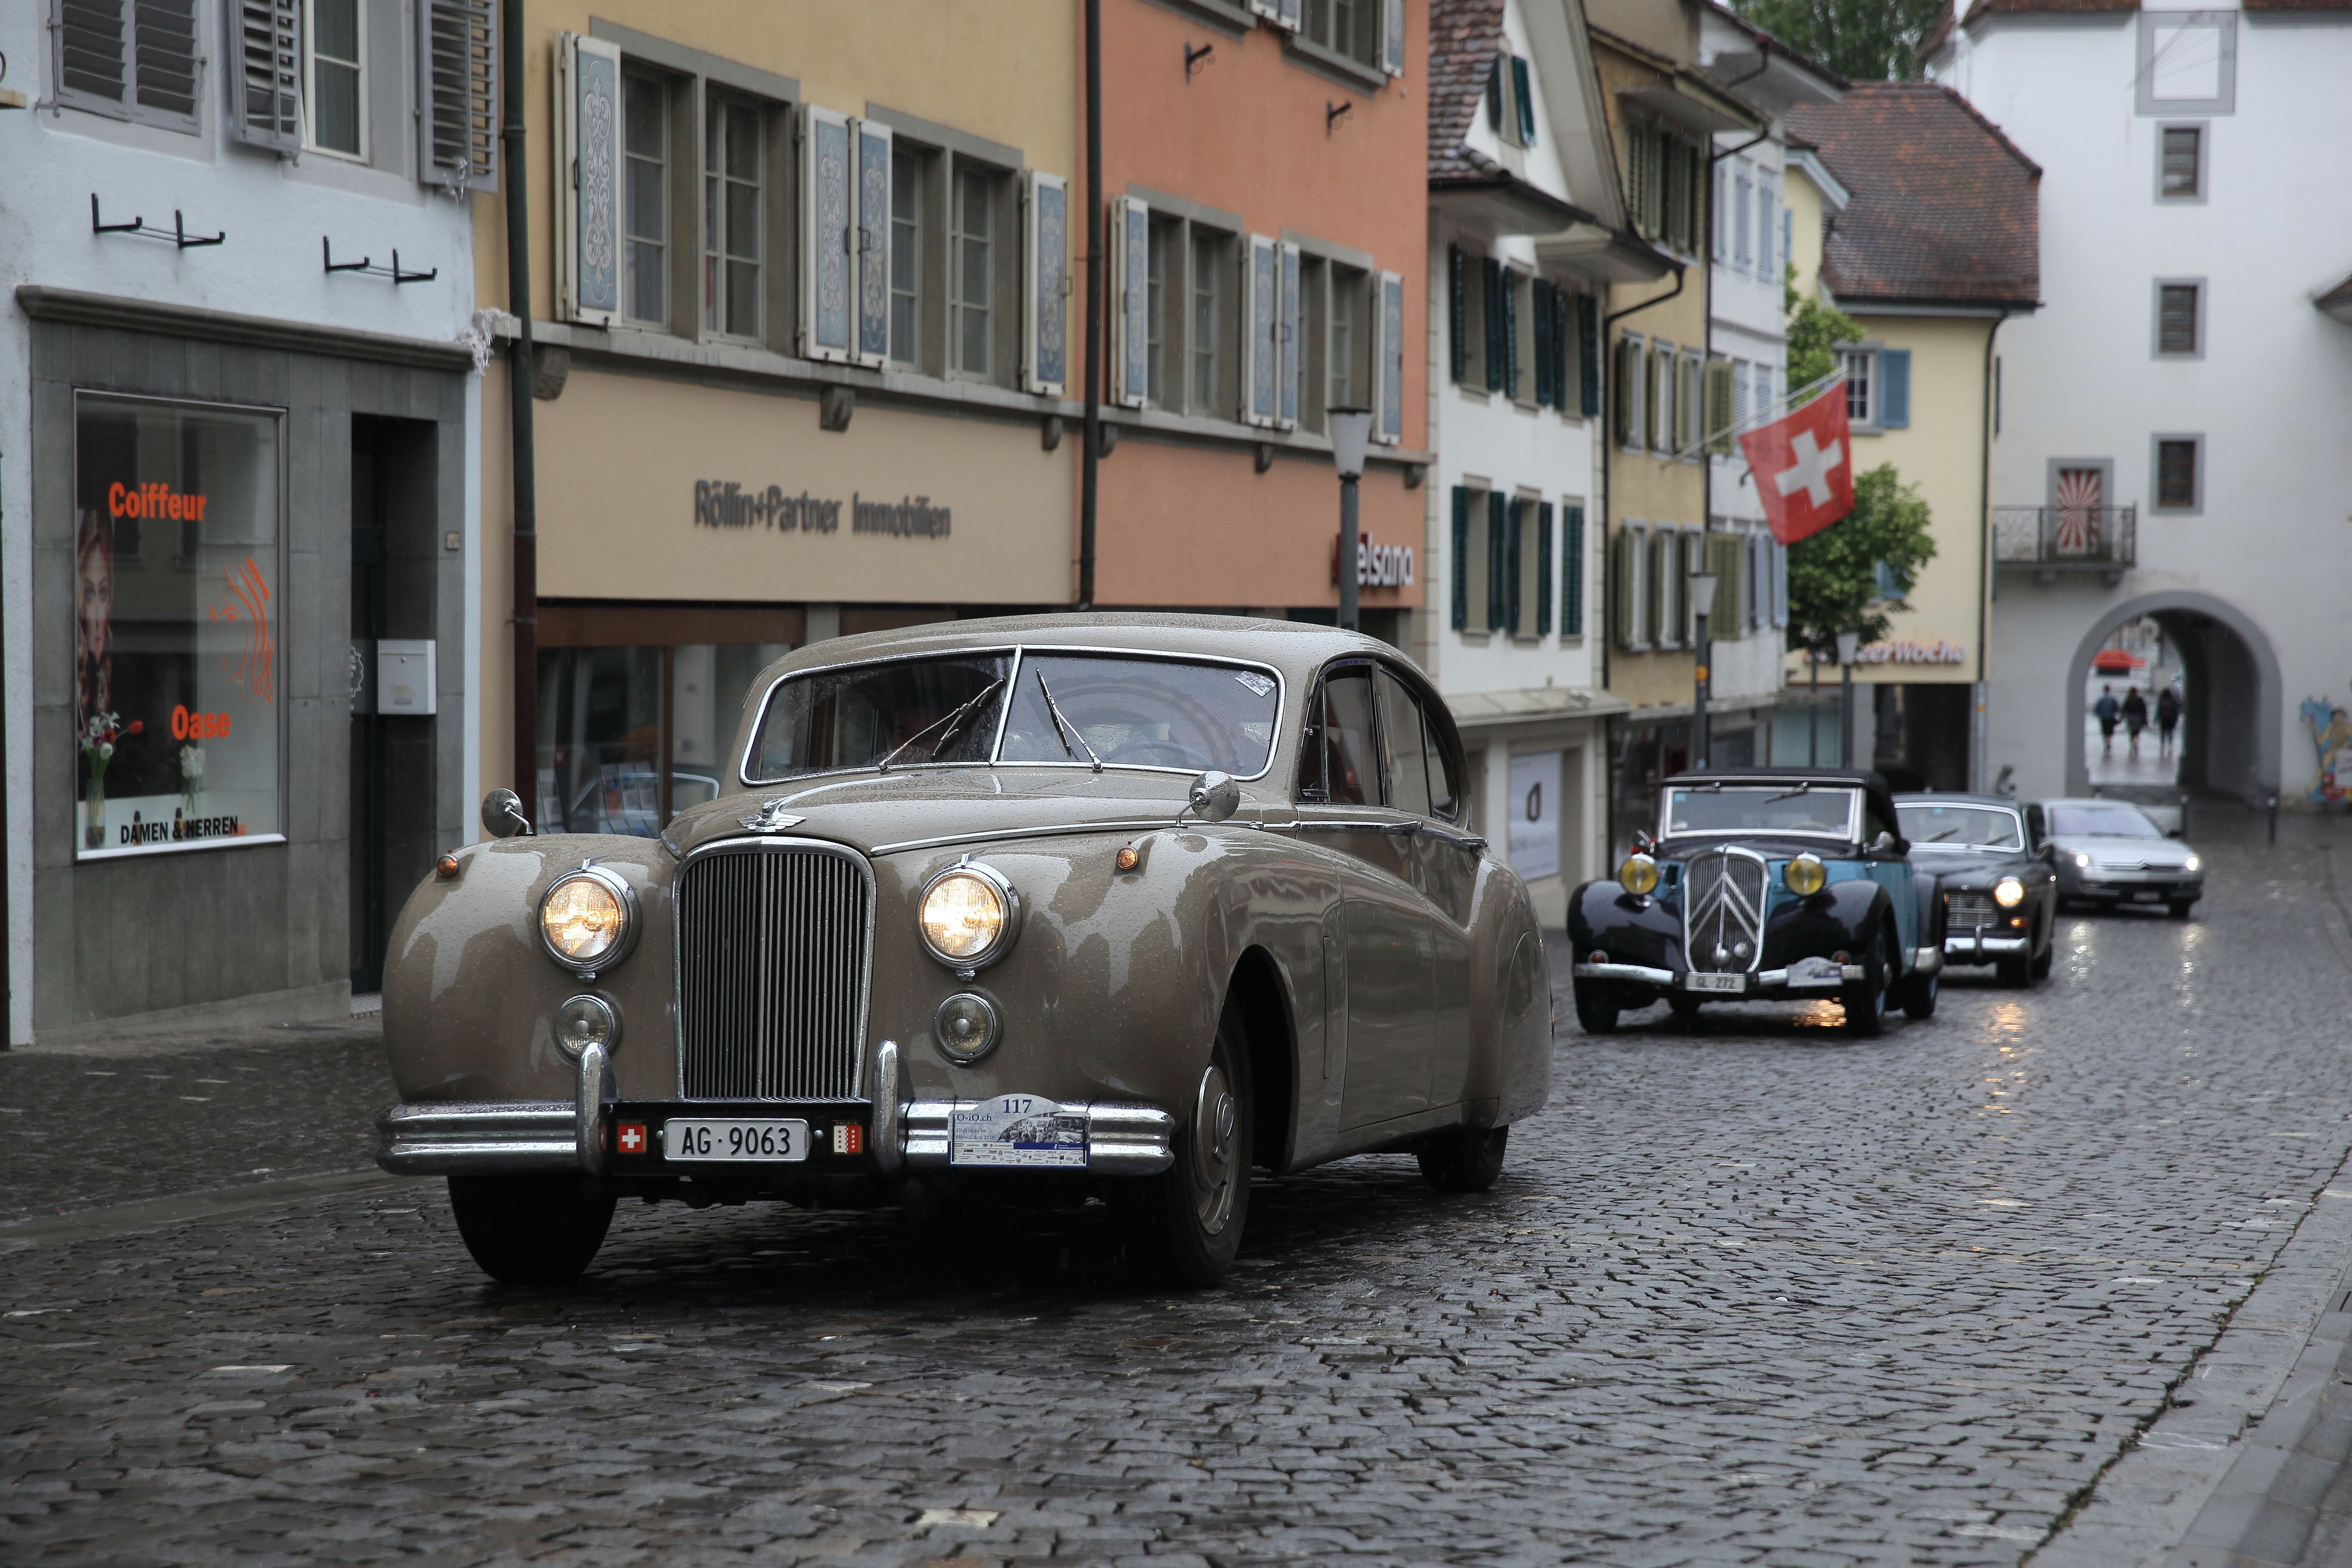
[{"x1": 1192, "y1": 1062, "x2": 1238, "y2": 1235}]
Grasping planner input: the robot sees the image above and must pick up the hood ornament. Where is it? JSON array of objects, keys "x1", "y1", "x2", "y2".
[{"x1": 739, "y1": 797, "x2": 806, "y2": 833}]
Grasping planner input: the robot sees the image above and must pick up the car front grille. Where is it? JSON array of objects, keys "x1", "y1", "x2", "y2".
[
  {"x1": 1684, "y1": 849, "x2": 1767, "y2": 972},
  {"x1": 675, "y1": 842, "x2": 873, "y2": 1100},
  {"x1": 1944, "y1": 890, "x2": 2000, "y2": 928}
]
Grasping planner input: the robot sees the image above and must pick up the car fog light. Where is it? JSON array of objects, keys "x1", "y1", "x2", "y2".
[
  {"x1": 540, "y1": 868, "x2": 636, "y2": 975},
  {"x1": 1618, "y1": 854, "x2": 1659, "y2": 896},
  {"x1": 555, "y1": 994, "x2": 619, "y2": 1060},
  {"x1": 1993, "y1": 876, "x2": 2025, "y2": 908},
  {"x1": 933, "y1": 991, "x2": 1001, "y2": 1064},
  {"x1": 1785, "y1": 854, "x2": 1826, "y2": 896},
  {"x1": 918, "y1": 863, "x2": 1020, "y2": 969}
]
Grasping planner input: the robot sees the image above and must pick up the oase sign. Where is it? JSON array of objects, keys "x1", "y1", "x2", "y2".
[{"x1": 695, "y1": 480, "x2": 952, "y2": 539}]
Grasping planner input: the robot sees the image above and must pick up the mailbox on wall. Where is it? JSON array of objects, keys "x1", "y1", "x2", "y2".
[{"x1": 375, "y1": 640, "x2": 437, "y2": 716}]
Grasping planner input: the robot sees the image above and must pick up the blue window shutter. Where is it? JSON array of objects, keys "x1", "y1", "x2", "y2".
[
  {"x1": 1513, "y1": 56, "x2": 1536, "y2": 146},
  {"x1": 1879, "y1": 348, "x2": 1911, "y2": 428},
  {"x1": 1489, "y1": 492, "x2": 1511, "y2": 632},
  {"x1": 1577, "y1": 294, "x2": 1600, "y2": 417},
  {"x1": 1536, "y1": 502, "x2": 1555, "y2": 636},
  {"x1": 1451, "y1": 488, "x2": 1471, "y2": 631},
  {"x1": 1563, "y1": 504, "x2": 1585, "y2": 636},
  {"x1": 1448, "y1": 245, "x2": 1466, "y2": 384}
]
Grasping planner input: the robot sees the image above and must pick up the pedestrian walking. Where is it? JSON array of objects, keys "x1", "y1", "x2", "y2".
[
  {"x1": 2094, "y1": 684, "x2": 2121, "y2": 757},
  {"x1": 2156, "y1": 685, "x2": 2181, "y2": 758},
  {"x1": 2122, "y1": 686, "x2": 2149, "y2": 758}
]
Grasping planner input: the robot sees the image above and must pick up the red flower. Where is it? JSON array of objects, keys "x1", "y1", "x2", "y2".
[{"x1": 127, "y1": 720, "x2": 143, "y2": 736}]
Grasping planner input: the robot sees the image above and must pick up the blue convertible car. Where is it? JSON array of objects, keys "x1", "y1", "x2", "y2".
[{"x1": 1568, "y1": 767, "x2": 1944, "y2": 1036}]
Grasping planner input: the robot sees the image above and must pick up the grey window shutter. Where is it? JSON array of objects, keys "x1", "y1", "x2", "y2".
[
  {"x1": 228, "y1": 0, "x2": 301, "y2": 151},
  {"x1": 1612, "y1": 529, "x2": 1635, "y2": 647},
  {"x1": 1487, "y1": 492, "x2": 1510, "y2": 633},
  {"x1": 1536, "y1": 502, "x2": 1554, "y2": 636},
  {"x1": 1448, "y1": 245, "x2": 1466, "y2": 384},
  {"x1": 1279, "y1": 242, "x2": 1301, "y2": 429},
  {"x1": 1563, "y1": 504, "x2": 1584, "y2": 637},
  {"x1": 1578, "y1": 293, "x2": 1600, "y2": 418},
  {"x1": 57, "y1": 0, "x2": 129, "y2": 108},
  {"x1": 1376, "y1": 270, "x2": 1404, "y2": 445},
  {"x1": 1114, "y1": 196, "x2": 1150, "y2": 406},
  {"x1": 1024, "y1": 171, "x2": 1069, "y2": 396},
  {"x1": 420, "y1": 0, "x2": 499, "y2": 191},
  {"x1": 855, "y1": 119, "x2": 894, "y2": 366},
  {"x1": 554, "y1": 33, "x2": 622, "y2": 327},
  {"x1": 1451, "y1": 488, "x2": 1471, "y2": 632},
  {"x1": 1383, "y1": 0, "x2": 1406, "y2": 76},
  {"x1": 1879, "y1": 348, "x2": 1912, "y2": 427},
  {"x1": 1245, "y1": 234, "x2": 1277, "y2": 426},
  {"x1": 800, "y1": 106, "x2": 854, "y2": 362}
]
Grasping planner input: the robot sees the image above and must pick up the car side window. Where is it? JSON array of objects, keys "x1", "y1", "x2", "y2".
[
  {"x1": 1319, "y1": 667, "x2": 1379, "y2": 807},
  {"x1": 2025, "y1": 803, "x2": 2046, "y2": 847},
  {"x1": 1375, "y1": 668, "x2": 1432, "y2": 817},
  {"x1": 1424, "y1": 709, "x2": 1461, "y2": 821}
]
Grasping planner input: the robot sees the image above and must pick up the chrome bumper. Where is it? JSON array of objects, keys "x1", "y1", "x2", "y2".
[
  {"x1": 377, "y1": 1100, "x2": 579, "y2": 1174},
  {"x1": 901, "y1": 1100, "x2": 1176, "y2": 1175},
  {"x1": 1572, "y1": 960, "x2": 1868, "y2": 992},
  {"x1": 1943, "y1": 931, "x2": 2030, "y2": 960}
]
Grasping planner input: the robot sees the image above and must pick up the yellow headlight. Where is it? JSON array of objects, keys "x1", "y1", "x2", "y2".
[
  {"x1": 920, "y1": 868, "x2": 1012, "y2": 965},
  {"x1": 1618, "y1": 854, "x2": 1659, "y2": 896},
  {"x1": 1785, "y1": 854, "x2": 1826, "y2": 896},
  {"x1": 541, "y1": 873, "x2": 628, "y2": 969},
  {"x1": 1993, "y1": 876, "x2": 2026, "y2": 908}
]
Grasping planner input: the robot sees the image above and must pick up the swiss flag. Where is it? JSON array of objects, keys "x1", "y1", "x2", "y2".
[
  {"x1": 1739, "y1": 378, "x2": 1855, "y2": 546},
  {"x1": 616, "y1": 1123, "x2": 646, "y2": 1155}
]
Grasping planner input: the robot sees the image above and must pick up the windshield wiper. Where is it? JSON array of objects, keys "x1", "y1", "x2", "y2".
[
  {"x1": 1765, "y1": 782, "x2": 1812, "y2": 803},
  {"x1": 1923, "y1": 827, "x2": 1959, "y2": 842},
  {"x1": 877, "y1": 677, "x2": 1004, "y2": 773},
  {"x1": 1035, "y1": 669, "x2": 1104, "y2": 773}
]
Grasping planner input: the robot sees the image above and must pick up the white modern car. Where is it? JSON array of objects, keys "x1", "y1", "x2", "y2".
[{"x1": 2032, "y1": 798, "x2": 2203, "y2": 918}]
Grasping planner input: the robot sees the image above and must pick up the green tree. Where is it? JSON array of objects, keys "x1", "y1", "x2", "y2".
[
  {"x1": 1786, "y1": 268, "x2": 1861, "y2": 392},
  {"x1": 1729, "y1": 0, "x2": 1949, "y2": 82},
  {"x1": 1785, "y1": 464, "x2": 1937, "y2": 652}
]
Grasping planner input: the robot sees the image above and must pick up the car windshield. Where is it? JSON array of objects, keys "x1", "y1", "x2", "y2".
[
  {"x1": 1661, "y1": 785, "x2": 1858, "y2": 839},
  {"x1": 746, "y1": 650, "x2": 1280, "y2": 781},
  {"x1": 2047, "y1": 803, "x2": 2163, "y2": 838},
  {"x1": 1897, "y1": 804, "x2": 2024, "y2": 850}
]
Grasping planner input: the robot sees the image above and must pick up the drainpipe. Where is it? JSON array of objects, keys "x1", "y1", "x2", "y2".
[
  {"x1": 1078, "y1": 0, "x2": 1102, "y2": 609},
  {"x1": 1974, "y1": 309, "x2": 2011, "y2": 793},
  {"x1": 503, "y1": 0, "x2": 538, "y2": 807}
]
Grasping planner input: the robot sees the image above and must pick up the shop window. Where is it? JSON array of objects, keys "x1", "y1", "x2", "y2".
[
  {"x1": 305, "y1": 0, "x2": 365, "y2": 159},
  {"x1": 537, "y1": 642, "x2": 791, "y2": 836},
  {"x1": 74, "y1": 395, "x2": 284, "y2": 859},
  {"x1": 624, "y1": 70, "x2": 671, "y2": 326},
  {"x1": 702, "y1": 95, "x2": 763, "y2": 339},
  {"x1": 56, "y1": 0, "x2": 201, "y2": 131}
]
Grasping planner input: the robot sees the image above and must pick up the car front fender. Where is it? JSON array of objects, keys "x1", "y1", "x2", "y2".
[{"x1": 1567, "y1": 878, "x2": 1683, "y2": 972}]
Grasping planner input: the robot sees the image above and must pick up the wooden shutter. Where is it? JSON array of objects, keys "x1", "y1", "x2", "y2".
[
  {"x1": 1612, "y1": 529, "x2": 1637, "y2": 647},
  {"x1": 1563, "y1": 504, "x2": 1585, "y2": 637},
  {"x1": 1708, "y1": 533, "x2": 1743, "y2": 626},
  {"x1": 1487, "y1": 493, "x2": 1510, "y2": 634},
  {"x1": 1486, "y1": 57, "x2": 1503, "y2": 132},
  {"x1": 1243, "y1": 234, "x2": 1279, "y2": 426},
  {"x1": 229, "y1": 0, "x2": 301, "y2": 152},
  {"x1": 554, "y1": 34, "x2": 622, "y2": 327},
  {"x1": 801, "y1": 106, "x2": 855, "y2": 362},
  {"x1": 1376, "y1": 269, "x2": 1405, "y2": 445},
  {"x1": 1383, "y1": 0, "x2": 1406, "y2": 77},
  {"x1": 1536, "y1": 502, "x2": 1555, "y2": 636},
  {"x1": 1879, "y1": 348, "x2": 1912, "y2": 427},
  {"x1": 1111, "y1": 195, "x2": 1149, "y2": 408},
  {"x1": 1482, "y1": 258, "x2": 1505, "y2": 393},
  {"x1": 1704, "y1": 359, "x2": 1735, "y2": 454},
  {"x1": 1503, "y1": 499, "x2": 1524, "y2": 635},
  {"x1": 1578, "y1": 294, "x2": 1601, "y2": 418},
  {"x1": 420, "y1": 0, "x2": 500, "y2": 191},
  {"x1": 1501, "y1": 273, "x2": 1520, "y2": 400},
  {"x1": 1279, "y1": 242, "x2": 1302, "y2": 430},
  {"x1": 1512, "y1": 56, "x2": 1535, "y2": 145},
  {"x1": 1448, "y1": 246, "x2": 1466, "y2": 385},
  {"x1": 1451, "y1": 488, "x2": 1471, "y2": 632},
  {"x1": 1024, "y1": 171, "x2": 1069, "y2": 396},
  {"x1": 853, "y1": 120, "x2": 893, "y2": 366}
]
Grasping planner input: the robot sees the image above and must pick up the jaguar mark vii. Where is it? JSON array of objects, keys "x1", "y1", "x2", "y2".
[{"x1": 376, "y1": 616, "x2": 1553, "y2": 1287}]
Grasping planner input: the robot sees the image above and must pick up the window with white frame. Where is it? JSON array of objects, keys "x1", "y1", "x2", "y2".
[
  {"x1": 1733, "y1": 164, "x2": 1752, "y2": 271},
  {"x1": 1191, "y1": 227, "x2": 1233, "y2": 414},
  {"x1": 1680, "y1": 349, "x2": 1703, "y2": 454},
  {"x1": 305, "y1": 0, "x2": 365, "y2": 158},
  {"x1": 623, "y1": 71, "x2": 671, "y2": 326},
  {"x1": 1733, "y1": 360, "x2": 1750, "y2": 428},
  {"x1": 1839, "y1": 347, "x2": 1874, "y2": 426},
  {"x1": 952, "y1": 165, "x2": 997, "y2": 377},
  {"x1": 889, "y1": 146, "x2": 926, "y2": 366},
  {"x1": 1651, "y1": 341, "x2": 1675, "y2": 454},
  {"x1": 1712, "y1": 163, "x2": 1729, "y2": 262},
  {"x1": 702, "y1": 96, "x2": 762, "y2": 339},
  {"x1": 1756, "y1": 174, "x2": 1776, "y2": 277}
]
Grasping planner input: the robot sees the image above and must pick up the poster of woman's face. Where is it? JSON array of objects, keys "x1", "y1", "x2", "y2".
[{"x1": 76, "y1": 507, "x2": 113, "y2": 729}]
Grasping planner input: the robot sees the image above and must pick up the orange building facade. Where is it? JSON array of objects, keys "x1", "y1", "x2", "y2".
[{"x1": 1088, "y1": 0, "x2": 1429, "y2": 633}]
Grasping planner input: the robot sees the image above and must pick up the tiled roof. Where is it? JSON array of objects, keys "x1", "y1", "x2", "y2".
[
  {"x1": 1922, "y1": 0, "x2": 2139, "y2": 55},
  {"x1": 1785, "y1": 84, "x2": 2040, "y2": 309},
  {"x1": 1428, "y1": 0, "x2": 1507, "y2": 182}
]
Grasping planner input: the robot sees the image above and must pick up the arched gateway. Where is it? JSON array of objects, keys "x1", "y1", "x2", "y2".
[{"x1": 2064, "y1": 591, "x2": 2280, "y2": 805}]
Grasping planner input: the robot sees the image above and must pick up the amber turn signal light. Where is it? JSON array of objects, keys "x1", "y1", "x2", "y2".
[
  {"x1": 1116, "y1": 844, "x2": 1141, "y2": 873},
  {"x1": 435, "y1": 853, "x2": 461, "y2": 880}
]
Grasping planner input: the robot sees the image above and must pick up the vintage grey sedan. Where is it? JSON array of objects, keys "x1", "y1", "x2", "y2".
[{"x1": 376, "y1": 615, "x2": 1553, "y2": 1287}]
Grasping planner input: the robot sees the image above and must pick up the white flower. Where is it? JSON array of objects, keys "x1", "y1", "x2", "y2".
[{"x1": 99, "y1": 742, "x2": 113, "y2": 759}]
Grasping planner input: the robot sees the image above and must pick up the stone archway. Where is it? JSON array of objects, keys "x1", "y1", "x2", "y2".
[{"x1": 2064, "y1": 591, "x2": 2280, "y2": 804}]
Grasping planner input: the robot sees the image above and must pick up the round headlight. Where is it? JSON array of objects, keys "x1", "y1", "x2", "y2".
[
  {"x1": 1618, "y1": 853, "x2": 1659, "y2": 897},
  {"x1": 918, "y1": 863, "x2": 1020, "y2": 969},
  {"x1": 2075, "y1": 852, "x2": 2092, "y2": 869},
  {"x1": 934, "y1": 991, "x2": 1002, "y2": 1063},
  {"x1": 1785, "y1": 854, "x2": 1827, "y2": 897},
  {"x1": 554, "y1": 994, "x2": 619, "y2": 1060},
  {"x1": 2184, "y1": 853, "x2": 2201, "y2": 873},
  {"x1": 1993, "y1": 876, "x2": 2026, "y2": 908},
  {"x1": 540, "y1": 868, "x2": 635, "y2": 975}
]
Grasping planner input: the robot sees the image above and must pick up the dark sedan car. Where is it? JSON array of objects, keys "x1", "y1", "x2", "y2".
[{"x1": 1894, "y1": 793, "x2": 2057, "y2": 987}]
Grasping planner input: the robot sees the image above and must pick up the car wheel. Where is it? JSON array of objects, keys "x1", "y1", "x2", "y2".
[
  {"x1": 447, "y1": 1173, "x2": 616, "y2": 1287},
  {"x1": 1572, "y1": 980, "x2": 1619, "y2": 1035},
  {"x1": 1134, "y1": 995, "x2": 1252, "y2": 1289},
  {"x1": 1417, "y1": 1124, "x2": 1509, "y2": 1194},
  {"x1": 2030, "y1": 928, "x2": 2054, "y2": 980},
  {"x1": 1842, "y1": 927, "x2": 1888, "y2": 1038},
  {"x1": 1902, "y1": 970, "x2": 1938, "y2": 1021},
  {"x1": 2168, "y1": 900, "x2": 2194, "y2": 920},
  {"x1": 1666, "y1": 993, "x2": 1704, "y2": 1021}
]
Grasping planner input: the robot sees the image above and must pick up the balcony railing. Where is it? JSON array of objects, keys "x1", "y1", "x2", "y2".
[{"x1": 1992, "y1": 505, "x2": 2137, "y2": 570}]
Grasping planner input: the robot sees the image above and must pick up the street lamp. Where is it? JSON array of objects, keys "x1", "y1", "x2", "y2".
[
  {"x1": 1688, "y1": 568, "x2": 1719, "y2": 769},
  {"x1": 1835, "y1": 629, "x2": 1860, "y2": 769},
  {"x1": 1328, "y1": 407, "x2": 1373, "y2": 633}
]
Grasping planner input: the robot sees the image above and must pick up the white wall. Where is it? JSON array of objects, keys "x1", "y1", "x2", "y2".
[{"x1": 1706, "y1": 132, "x2": 1791, "y2": 708}]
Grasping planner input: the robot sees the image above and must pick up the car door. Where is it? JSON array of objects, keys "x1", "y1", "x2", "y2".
[
  {"x1": 1294, "y1": 661, "x2": 1435, "y2": 1129},
  {"x1": 1861, "y1": 792, "x2": 1916, "y2": 960},
  {"x1": 1375, "y1": 667, "x2": 1479, "y2": 1109}
]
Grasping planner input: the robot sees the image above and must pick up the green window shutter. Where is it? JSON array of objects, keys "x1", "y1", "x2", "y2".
[
  {"x1": 1513, "y1": 56, "x2": 1536, "y2": 146},
  {"x1": 1448, "y1": 245, "x2": 1466, "y2": 384},
  {"x1": 1483, "y1": 258, "x2": 1506, "y2": 393},
  {"x1": 1536, "y1": 502, "x2": 1555, "y2": 636},
  {"x1": 1578, "y1": 294, "x2": 1601, "y2": 418},
  {"x1": 1489, "y1": 492, "x2": 1511, "y2": 633},
  {"x1": 1502, "y1": 274, "x2": 1519, "y2": 397},
  {"x1": 1708, "y1": 533, "x2": 1742, "y2": 625},
  {"x1": 1451, "y1": 488, "x2": 1471, "y2": 631},
  {"x1": 1612, "y1": 337, "x2": 1634, "y2": 445},
  {"x1": 1563, "y1": 504, "x2": 1585, "y2": 637},
  {"x1": 1879, "y1": 348, "x2": 1912, "y2": 427},
  {"x1": 1530, "y1": 284, "x2": 1550, "y2": 407},
  {"x1": 1486, "y1": 56, "x2": 1503, "y2": 132}
]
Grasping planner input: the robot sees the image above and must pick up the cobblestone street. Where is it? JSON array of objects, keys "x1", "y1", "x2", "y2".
[{"x1": 7, "y1": 822, "x2": 2352, "y2": 1565}]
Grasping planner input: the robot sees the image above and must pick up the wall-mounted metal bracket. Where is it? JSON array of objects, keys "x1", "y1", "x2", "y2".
[
  {"x1": 1326, "y1": 100, "x2": 1352, "y2": 133},
  {"x1": 323, "y1": 237, "x2": 438, "y2": 283},
  {"x1": 91, "y1": 195, "x2": 223, "y2": 248},
  {"x1": 1186, "y1": 42, "x2": 1215, "y2": 78}
]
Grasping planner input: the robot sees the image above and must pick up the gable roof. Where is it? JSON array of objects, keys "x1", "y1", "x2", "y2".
[
  {"x1": 1784, "y1": 84, "x2": 2041, "y2": 310},
  {"x1": 1429, "y1": 0, "x2": 1510, "y2": 184}
]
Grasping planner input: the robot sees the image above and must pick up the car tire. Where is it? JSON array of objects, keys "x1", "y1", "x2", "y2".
[
  {"x1": 1573, "y1": 980, "x2": 1620, "y2": 1035},
  {"x1": 2168, "y1": 900, "x2": 2194, "y2": 921},
  {"x1": 1133, "y1": 995, "x2": 1252, "y2": 1289},
  {"x1": 1843, "y1": 927, "x2": 1888, "y2": 1038},
  {"x1": 1666, "y1": 993, "x2": 1705, "y2": 1021},
  {"x1": 1998, "y1": 951, "x2": 2030, "y2": 987},
  {"x1": 1417, "y1": 1124, "x2": 1509, "y2": 1194},
  {"x1": 446, "y1": 1173, "x2": 616, "y2": 1287},
  {"x1": 2031, "y1": 930, "x2": 2054, "y2": 980},
  {"x1": 1902, "y1": 970, "x2": 1938, "y2": 1021}
]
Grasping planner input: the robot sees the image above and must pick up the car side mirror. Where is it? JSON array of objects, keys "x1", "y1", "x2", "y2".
[
  {"x1": 481, "y1": 788, "x2": 534, "y2": 839},
  {"x1": 1182, "y1": 770, "x2": 1241, "y2": 824},
  {"x1": 1868, "y1": 830, "x2": 1898, "y2": 856},
  {"x1": 2166, "y1": 826, "x2": 2184, "y2": 839}
]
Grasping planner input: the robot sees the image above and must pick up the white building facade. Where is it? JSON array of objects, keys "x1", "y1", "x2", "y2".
[
  {"x1": 1928, "y1": 0, "x2": 2352, "y2": 808},
  {"x1": 1, "y1": 0, "x2": 485, "y2": 1041}
]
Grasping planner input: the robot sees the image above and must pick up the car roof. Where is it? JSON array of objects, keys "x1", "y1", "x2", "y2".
[
  {"x1": 2035, "y1": 797, "x2": 2157, "y2": 809},
  {"x1": 1892, "y1": 792, "x2": 2023, "y2": 811},
  {"x1": 1665, "y1": 766, "x2": 1888, "y2": 790}
]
